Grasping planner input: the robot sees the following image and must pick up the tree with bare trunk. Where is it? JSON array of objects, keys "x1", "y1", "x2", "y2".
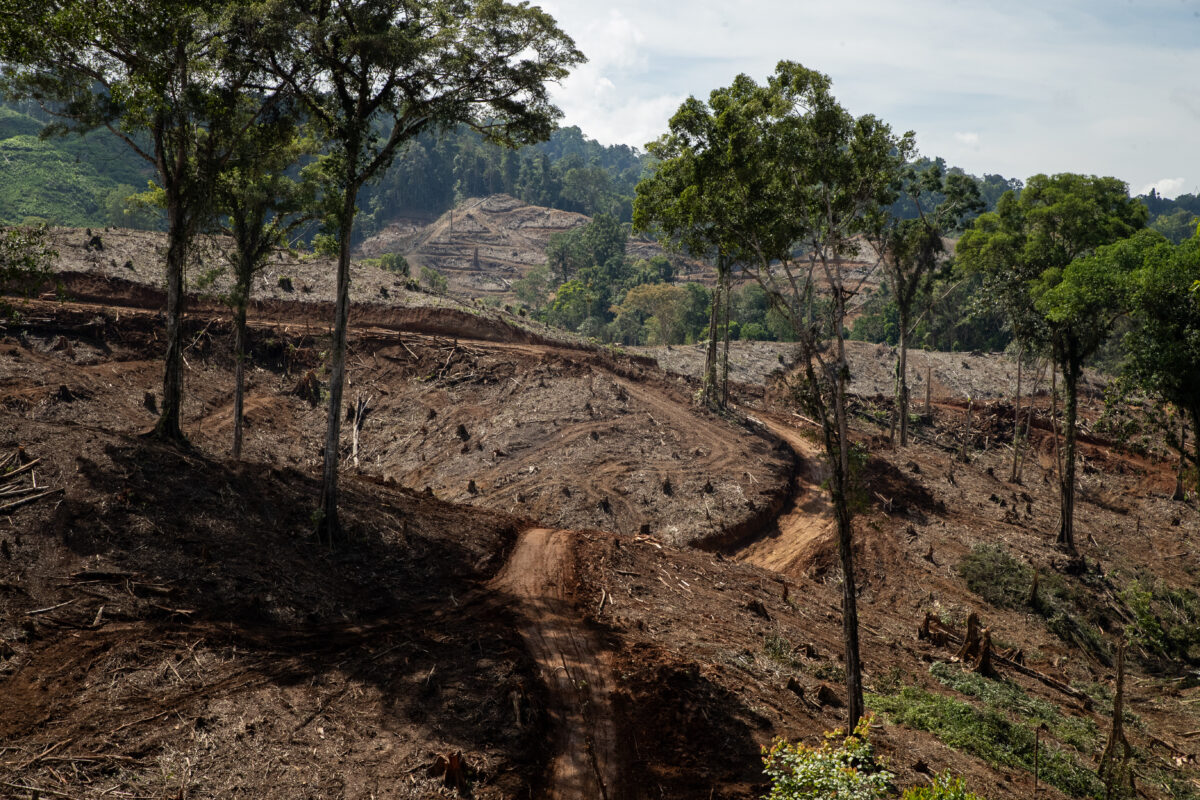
[
  {"x1": 0, "y1": 0, "x2": 291, "y2": 444},
  {"x1": 958, "y1": 174, "x2": 1146, "y2": 554},
  {"x1": 213, "y1": 112, "x2": 316, "y2": 459},
  {"x1": 250, "y1": 0, "x2": 583, "y2": 543},
  {"x1": 638, "y1": 61, "x2": 910, "y2": 724},
  {"x1": 869, "y1": 164, "x2": 982, "y2": 447}
]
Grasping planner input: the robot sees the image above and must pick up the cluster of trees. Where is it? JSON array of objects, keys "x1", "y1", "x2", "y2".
[
  {"x1": 626, "y1": 59, "x2": 1200, "y2": 734},
  {"x1": 632, "y1": 60, "x2": 926, "y2": 726},
  {"x1": 0, "y1": 97, "x2": 645, "y2": 233},
  {"x1": 851, "y1": 170, "x2": 1200, "y2": 558},
  {"x1": 511, "y1": 212, "x2": 797, "y2": 346},
  {"x1": 0, "y1": 0, "x2": 583, "y2": 542}
]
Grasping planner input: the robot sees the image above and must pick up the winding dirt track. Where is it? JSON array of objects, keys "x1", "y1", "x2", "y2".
[
  {"x1": 489, "y1": 528, "x2": 621, "y2": 800},
  {"x1": 736, "y1": 414, "x2": 834, "y2": 577},
  {"x1": 15, "y1": 286, "x2": 830, "y2": 797}
]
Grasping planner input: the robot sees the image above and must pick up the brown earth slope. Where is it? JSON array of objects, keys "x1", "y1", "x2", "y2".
[
  {"x1": 3, "y1": 234, "x2": 1200, "y2": 799},
  {"x1": 356, "y1": 194, "x2": 710, "y2": 298}
]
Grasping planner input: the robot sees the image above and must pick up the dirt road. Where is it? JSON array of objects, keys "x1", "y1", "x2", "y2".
[
  {"x1": 490, "y1": 528, "x2": 621, "y2": 799},
  {"x1": 736, "y1": 413, "x2": 835, "y2": 578}
]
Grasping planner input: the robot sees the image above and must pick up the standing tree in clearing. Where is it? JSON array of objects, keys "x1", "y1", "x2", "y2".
[
  {"x1": 214, "y1": 108, "x2": 317, "y2": 460},
  {"x1": 250, "y1": 0, "x2": 583, "y2": 543},
  {"x1": 0, "y1": 0, "x2": 290, "y2": 443},
  {"x1": 1125, "y1": 231, "x2": 1200, "y2": 496},
  {"x1": 633, "y1": 88, "x2": 756, "y2": 409},
  {"x1": 958, "y1": 173, "x2": 1146, "y2": 554},
  {"x1": 640, "y1": 61, "x2": 911, "y2": 724},
  {"x1": 868, "y1": 164, "x2": 982, "y2": 447}
]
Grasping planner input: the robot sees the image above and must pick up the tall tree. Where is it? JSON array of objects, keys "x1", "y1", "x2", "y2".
[
  {"x1": 252, "y1": 0, "x2": 582, "y2": 543},
  {"x1": 1123, "y1": 231, "x2": 1200, "y2": 494},
  {"x1": 640, "y1": 61, "x2": 910, "y2": 723},
  {"x1": 0, "y1": 0, "x2": 287, "y2": 442},
  {"x1": 869, "y1": 164, "x2": 982, "y2": 446},
  {"x1": 633, "y1": 80, "x2": 764, "y2": 409},
  {"x1": 960, "y1": 174, "x2": 1146, "y2": 553},
  {"x1": 214, "y1": 110, "x2": 316, "y2": 459},
  {"x1": 741, "y1": 63, "x2": 910, "y2": 725}
]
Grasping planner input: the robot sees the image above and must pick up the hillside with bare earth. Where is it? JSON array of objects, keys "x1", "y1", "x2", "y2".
[
  {"x1": 2, "y1": 228, "x2": 1200, "y2": 800},
  {"x1": 356, "y1": 194, "x2": 711, "y2": 298}
]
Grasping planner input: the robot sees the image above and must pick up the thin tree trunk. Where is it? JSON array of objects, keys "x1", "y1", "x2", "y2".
[
  {"x1": 703, "y1": 254, "x2": 725, "y2": 409},
  {"x1": 1057, "y1": 358, "x2": 1079, "y2": 554},
  {"x1": 1011, "y1": 343, "x2": 1024, "y2": 482},
  {"x1": 154, "y1": 199, "x2": 188, "y2": 443},
  {"x1": 831, "y1": 290, "x2": 864, "y2": 726},
  {"x1": 317, "y1": 188, "x2": 358, "y2": 544},
  {"x1": 1191, "y1": 407, "x2": 1200, "y2": 498},
  {"x1": 925, "y1": 364, "x2": 932, "y2": 416},
  {"x1": 720, "y1": 265, "x2": 731, "y2": 409},
  {"x1": 232, "y1": 276, "x2": 249, "y2": 460},
  {"x1": 1174, "y1": 410, "x2": 1187, "y2": 501},
  {"x1": 897, "y1": 317, "x2": 910, "y2": 447}
]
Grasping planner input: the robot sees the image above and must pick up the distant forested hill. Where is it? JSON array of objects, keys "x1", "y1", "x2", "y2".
[
  {"x1": 0, "y1": 105, "x2": 158, "y2": 228},
  {"x1": 353, "y1": 124, "x2": 649, "y2": 240},
  {"x1": 2, "y1": 99, "x2": 1190, "y2": 247}
]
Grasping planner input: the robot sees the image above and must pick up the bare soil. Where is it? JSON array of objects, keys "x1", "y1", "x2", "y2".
[
  {"x1": 356, "y1": 194, "x2": 709, "y2": 299},
  {"x1": 2, "y1": 228, "x2": 1199, "y2": 800}
]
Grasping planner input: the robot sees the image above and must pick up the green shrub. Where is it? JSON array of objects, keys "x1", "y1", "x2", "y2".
[
  {"x1": 421, "y1": 265, "x2": 448, "y2": 294},
  {"x1": 957, "y1": 545, "x2": 1111, "y2": 665},
  {"x1": 1120, "y1": 577, "x2": 1200, "y2": 665},
  {"x1": 378, "y1": 252, "x2": 409, "y2": 276},
  {"x1": 901, "y1": 771, "x2": 986, "y2": 800},
  {"x1": 957, "y1": 545, "x2": 1031, "y2": 609},
  {"x1": 762, "y1": 716, "x2": 892, "y2": 800}
]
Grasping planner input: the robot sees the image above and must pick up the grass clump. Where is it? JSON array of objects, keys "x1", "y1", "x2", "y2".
[
  {"x1": 762, "y1": 632, "x2": 803, "y2": 670},
  {"x1": 930, "y1": 662, "x2": 1099, "y2": 753},
  {"x1": 869, "y1": 683, "x2": 1103, "y2": 799}
]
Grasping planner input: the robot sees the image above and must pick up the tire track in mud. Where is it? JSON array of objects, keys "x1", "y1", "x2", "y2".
[{"x1": 489, "y1": 527, "x2": 621, "y2": 800}]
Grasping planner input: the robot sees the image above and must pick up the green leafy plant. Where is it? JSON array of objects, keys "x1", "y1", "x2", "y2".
[
  {"x1": 421, "y1": 265, "x2": 448, "y2": 295},
  {"x1": 870, "y1": 685, "x2": 1103, "y2": 798},
  {"x1": 0, "y1": 224, "x2": 57, "y2": 316},
  {"x1": 762, "y1": 715, "x2": 892, "y2": 800},
  {"x1": 901, "y1": 771, "x2": 986, "y2": 800}
]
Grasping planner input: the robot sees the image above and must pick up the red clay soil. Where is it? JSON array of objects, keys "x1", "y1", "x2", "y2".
[
  {"x1": 490, "y1": 528, "x2": 620, "y2": 799},
  {"x1": 4, "y1": 243, "x2": 1200, "y2": 799}
]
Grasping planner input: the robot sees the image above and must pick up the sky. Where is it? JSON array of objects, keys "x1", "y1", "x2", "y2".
[{"x1": 536, "y1": 0, "x2": 1200, "y2": 198}]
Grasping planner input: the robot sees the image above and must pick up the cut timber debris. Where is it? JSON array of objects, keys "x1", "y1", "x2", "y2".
[
  {"x1": 0, "y1": 448, "x2": 60, "y2": 514},
  {"x1": 1099, "y1": 641, "x2": 1136, "y2": 798},
  {"x1": 919, "y1": 611, "x2": 1091, "y2": 707},
  {"x1": 427, "y1": 751, "x2": 470, "y2": 793}
]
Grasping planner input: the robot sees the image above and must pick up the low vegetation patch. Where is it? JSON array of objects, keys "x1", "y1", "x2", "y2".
[
  {"x1": 869, "y1": 671, "x2": 1104, "y2": 799},
  {"x1": 957, "y1": 545, "x2": 1111, "y2": 664}
]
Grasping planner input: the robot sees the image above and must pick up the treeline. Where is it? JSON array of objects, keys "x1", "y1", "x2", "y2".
[
  {"x1": 356, "y1": 124, "x2": 648, "y2": 238},
  {"x1": 0, "y1": 100, "x2": 646, "y2": 235}
]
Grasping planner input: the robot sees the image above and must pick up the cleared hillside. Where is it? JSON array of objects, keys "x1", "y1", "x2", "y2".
[{"x1": 356, "y1": 194, "x2": 710, "y2": 299}]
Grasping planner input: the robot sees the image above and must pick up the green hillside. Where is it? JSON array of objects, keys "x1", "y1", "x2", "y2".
[{"x1": 0, "y1": 107, "x2": 155, "y2": 227}]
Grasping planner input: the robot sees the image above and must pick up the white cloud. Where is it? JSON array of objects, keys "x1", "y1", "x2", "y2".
[
  {"x1": 534, "y1": 1, "x2": 1199, "y2": 190},
  {"x1": 1140, "y1": 177, "x2": 1187, "y2": 198}
]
